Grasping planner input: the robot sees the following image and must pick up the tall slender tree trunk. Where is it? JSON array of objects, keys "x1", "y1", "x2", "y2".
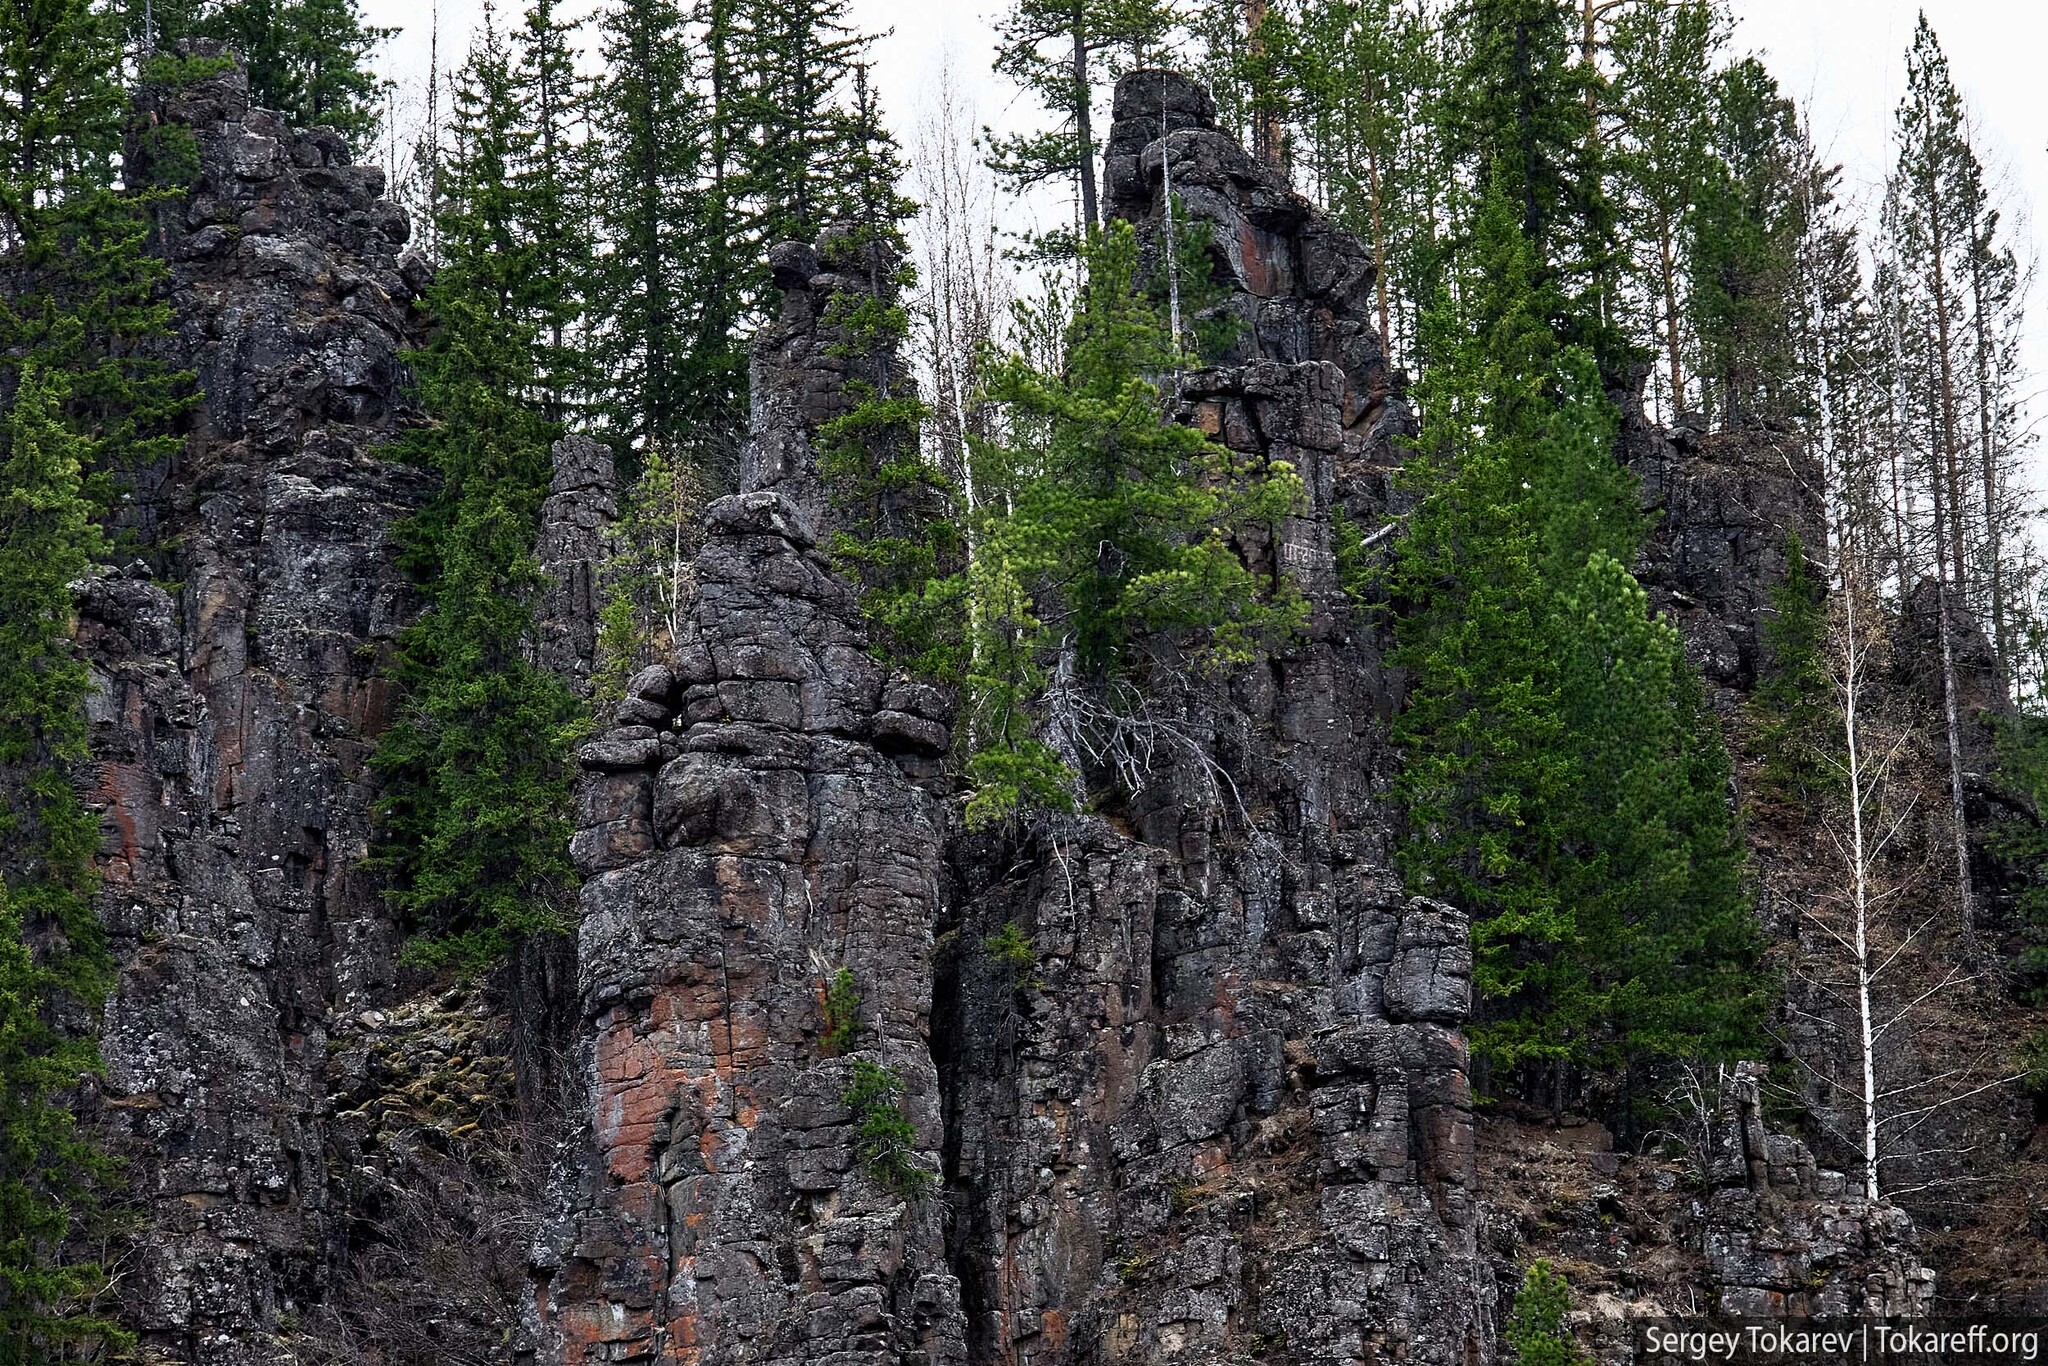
[
  {"x1": 1927, "y1": 412, "x2": 1977, "y2": 940},
  {"x1": 1247, "y1": 0, "x2": 1282, "y2": 170},
  {"x1": 1659, "y1": 219, "x2": 1683, "y2": 413},
  {"x1": 1968, "y1": 234, "x2": 2006, "y2": 677},
  {"x1": 1926, "y1": 159, "x2": 1968, "y2": 600},
  {"x1": 1071, "y1": 12, "x2": 1098, "y2": 228},
  {"x1": 1840, "y1": 565, "x2": 1883, "y2": 1202}
]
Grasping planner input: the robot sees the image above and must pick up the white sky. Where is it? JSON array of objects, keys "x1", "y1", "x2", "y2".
[{"x1": 359, "y1": 0, "x2": 2048, "y2": 386}]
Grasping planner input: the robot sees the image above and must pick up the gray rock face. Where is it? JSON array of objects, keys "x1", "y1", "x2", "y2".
[
  {"x1": 925, "y1": 76, "x2": 1492, "y2": 1364},
  {"x1": 536, "y1": 239, "x2": 963, "y2": 1365},
  {"x1": 1621, "y1": 395, "x2": 1826, "y2": 700},
  {"x1": 60, "y1": 52, "x2": 1953, "y2": 1366},
  {"x1": 1701, "y1": 1066, "x2": 1934, "y2": 1319},
  {"x1": 79, "y1": 47, "x2": 433, "y2": 1362},
  {"x1": 537, "y1": 435, "x2": 621, "y2": 689}
]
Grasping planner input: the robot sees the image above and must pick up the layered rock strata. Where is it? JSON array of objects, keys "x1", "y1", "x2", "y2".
[
  {"x1": 537, "y1": 240, "x2": 963, "y2": 1363},
  {"x1": 929, "y1": 70, "x2": 1493, "y2": 1366}
]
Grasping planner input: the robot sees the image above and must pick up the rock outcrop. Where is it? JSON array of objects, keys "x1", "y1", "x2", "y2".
[
  {"x1": 537, "y1": 238, "x2": 964, "y2": 1364},
  {"x1": 927, "y1": 70, "x2": 1490, "y2": 1366},
  {"x1": 52, "y1": 50, "x2": 1994, "y2": 1366},
  {"x1": 1622, "y1": 399, "x2": 1826, "y2": 701},
  {"x1": 79, "y1": 47, "x2": 432, "y2": 1361}
]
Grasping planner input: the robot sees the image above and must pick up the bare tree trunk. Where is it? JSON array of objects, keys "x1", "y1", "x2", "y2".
[
  {"x1": 1928, "y1": 451, "x2": 1977, "y2": 939},
  {"x1": 1839, "y1": 566, "x2": 1883, "y2": 1200},
  {"x1": 1247, "y1": 0, "x2": 1283, "y2": 170},
  {"x1": 1968, "y1": 233, "x2": 2006, "y2": 677},
  {"x1": 1072, "y1": 14, "x2": 1098, "y2": 229},
  {"x1": 1659, "y1": 220, "x2": 1684, "y2": 413}
]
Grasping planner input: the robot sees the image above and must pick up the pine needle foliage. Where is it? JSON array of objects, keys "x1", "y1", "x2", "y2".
[
  {"x1": 0, "y1": 367, "x2": 130, "y2": 1361},
  {"x1": 960, "y1": 220, "x2": 1306, "y2": 827},
  {"x1": 370, "y1": 22, "x2": 582, "y2": 975},
  {"x1": 1389, "y1": 187, "x2": 1761, "y2": 1081},
  {"x1": 1506, "y1": 1261, "x2": 1588, "y2": 1366}
]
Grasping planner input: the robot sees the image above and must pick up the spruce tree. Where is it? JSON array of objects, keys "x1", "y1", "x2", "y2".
[
  {"x1": 589, "y1": 0, "x2": 720, "y2": 468},
  {"x1": 1389, "y1": 188, "x2": 1758, "y2": 1083},
  {"x1": 1444, "y1": 0, "x2": 1620, "y2": 368},
  {"x1": 513, "y1": 0, "x2": 593, "y2": 419},
  {"x1": 371, "y1": 19, "x2": 582, "y2": 973},
  {"x1": 0, "y1": 365, "x2": 128, "y2": 1361}
]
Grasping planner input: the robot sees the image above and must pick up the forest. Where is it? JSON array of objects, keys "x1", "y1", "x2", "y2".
[{"x1": 2, "y1": 0, "x2": 2046, "y2": 1355}]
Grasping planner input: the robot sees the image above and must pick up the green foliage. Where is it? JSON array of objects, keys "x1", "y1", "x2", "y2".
[
  {"x1": 1444, "y1": 0, "x2": 1622, "y2": 370},
  {"x1": 1388, "y1": 189, "x2": 1761, "y2": 1081},
  {"x1": 1506, "y1": 1261, "x2": 1587, "y2": 1366},
  {"x1": 820, "y1": 968, "x2": 861, "y2": 1054},
  {"x1": 1688, "y1": 56, "x2": 1804, "y2": 424},
  {"x1": 814, "y1": 124, "x2": 970, "y2": 681},
  {"x1": 1987, "y1": 715, "x2": 2048, "y2": 998},
  {"x1": 0, "y1": 366, "x2": 129, "y2": 1359},
  {"x1": 987, "y1": 0, "x2": 1177, "y2": 234},
  {"x1": 588, "y1": 0, "x2": 725, "y2": 466},
  {"x1": 959, "y1": 220, "x2": 1306, "y2": 826},
  {"x1": 0, "y1": 9, "x2": 184, "y2": 1344},
  {"x1": 842, "y1": 1059, "x2": 931, "y2": 1199},
  {"x1": 1748, "y1": 532, "x2": 1832, "y2": 802},
  {"x1": 1329, "y1": 506, "x2": 1378, "y2": 609},
  {"x1": 179, "y1": 0, "x2": 395, "y2": 144},
  {"x1": 587, "y1": 0, "x2": 891, "y2": 473},
  {"x1": 369, "y1": 28, "x2": 583, "y2": 975},
  {"x1": 1143, "y1": 197, "x2": 1244, "y2": 364},
  {"x1": 983, "y1": 922, "x2": 1037, "y2": 978},
  {"x1": 2017, "y1": 1030, "x2": 2048, "y2": 1098}
]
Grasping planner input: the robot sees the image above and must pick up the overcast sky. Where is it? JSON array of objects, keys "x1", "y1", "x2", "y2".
[{"x1": 359, "y1": 0, "x2": 2048, "y2": 384}]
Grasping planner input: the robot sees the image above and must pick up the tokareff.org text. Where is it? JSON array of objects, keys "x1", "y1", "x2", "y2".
[{"x1": 1642, "y1": 1324, "x2": 2044, "y2": 1363}]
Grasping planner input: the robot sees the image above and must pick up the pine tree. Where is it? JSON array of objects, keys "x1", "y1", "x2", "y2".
[
  {"x1": 1607, "y1": 0, "x2": 1719, "y2": 416},
  {"x1": 0, "y1": 365, "x2": 128, "y2": 1361},
  {"x1": 960, "y1": 220, "x2": 1306, "y2": 825},
  {"x1": 988, "y1": 0, "x2": 1178, "y2": 242},
  {"x1": 1688, "y1": 55, "x2": 1803, "y2": 426},
  {"x1": 371, "y1": 19, "x2": 583, "y2": 973},
  {"x1": 1506, "y1": 1261, "x2": 1587, "y2": 1366},
  {"x1": 1886, "y1": 14, "x2": 1985, "y2": 934},
  {"x1": 1268, "y1": 0, "x2": 1448, "y2": 362}
]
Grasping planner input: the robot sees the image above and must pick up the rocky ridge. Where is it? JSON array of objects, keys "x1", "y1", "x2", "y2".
[{"x1": 50, "y1": 53, "x2": 1979, "y2": 1366}]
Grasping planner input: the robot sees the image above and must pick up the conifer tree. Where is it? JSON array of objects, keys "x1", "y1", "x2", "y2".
[
  {"x1": 1444, "y1": 0, "x2": 1619, "y2": 367},
  {"x1": 988, "y1": 0, "x2": 1177, "y2": 240},
  {"x1": 589, "y1": 0, "x2": 720, "y2": 467},
  {"x1": 188, "y1": 0, "x2": 394, "y2": 145},
  {"x1": 371, "y1": 18, "x2": 582, "y2": 973},
  {"x1": 960, "y1": 220, "x2": 1305, "y2": 824},
  {"x1": 1389, "y1": 188, "x2": 1758, "y2": 1085},
  {"x1": 1268, "y1": 0, "x2": 1448, "y2": 362},
  {"x1": 1607, "y1": 0, "x2": 1719, "y2": 415},
  {"x1": 1885, "y1": 14, "x2": 1985, "y2": 933},
  {"x1": 513, "y1": 0, "x2": 592, "y2": 419},
  {"x1": 0, "y1": 365, "x2": 128, "y2": 1361},
  {"x1": 1688, "y1": 56, "x2": 1803, "y2": 426}
]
